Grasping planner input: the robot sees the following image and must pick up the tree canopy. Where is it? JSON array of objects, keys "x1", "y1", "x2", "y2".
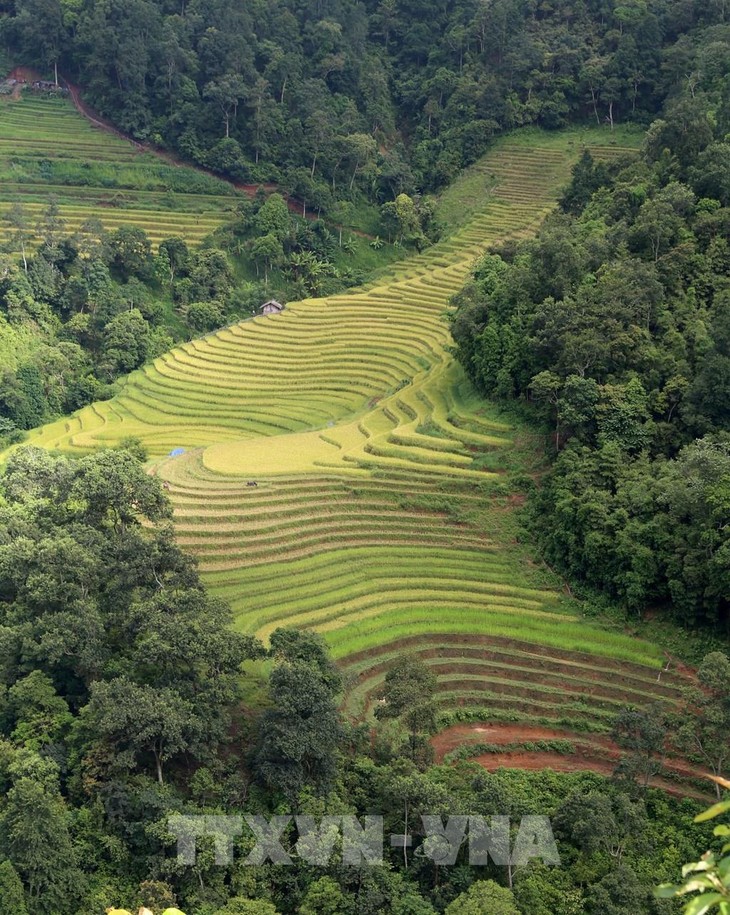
[{"x1": 450, "y1": 76, "x2": 730, "y2": 633}]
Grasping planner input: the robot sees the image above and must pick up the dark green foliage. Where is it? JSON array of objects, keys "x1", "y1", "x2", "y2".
[
  {"x1": 375, "y1": 656, "x2": 438, "y2": 766},
  {"x1": 115, "y1": 435, "x2": 148, "y2": 463},
  {"x1": 584, "y1": 865, "x2": 649, "y2": 915},
  {"x1": 214, "y1": 899, "x2": 280, "y2": 915},
  {"x1": 183, "y1": 300, "x2": 224, "y2": 332},
  {"x1": 554, "y1": 789, "x2": 647, "y2": 861},
  {"x1": 5, "y1": 0, "x2": 727, "y2": 205},
  {"x1": 7, "y1": 364, "x2": 46, "y2": 430},
  {"x1": 0, "y1": 751, "x2": 83, "y2": 915},
  {"x1": 0, "y1": 447, "x2": 261, "y2": 768},
  {"x1": 298, "y1": 876, "x2": 347, "y2": 915},
  {"x1": 7, "y1": 671, "x2": 72, "y2": 753},
  {"x1": 157, "y1": 237, "x2": 190, "y2": 286},
  {"x1": 108, "y1": 226, "x2": 153, "y2": 281},
  {"x1": 444, "y1": 879, "x2": 519, "y2": 914},
  {"x1": 375, "y1": 656, "x2": 437, "y2": 720},
  {"x1": 100, "y1": 308, "x2": 152, "y2": 377},
  {"x1": 0, "y1": 859, "x2": 29, "y2": 915},
  {"x1": 138, "y1": 880, "x2": 176, "y2": 910},
  {"x1": 0, "y1": 234, "x2": 148, "y2": 428},
  {"x1": 450, "y1": 81, "x2": 730, "y2": 633},
  {"x1": 254, "y1": 628, "x2": 343, "y2": 802},
  {"x1": 82, "y1": 677, "x2": 196, "y2": 785},
  {"x1": 0, "y1": 447, "x2": 267, "y2": 910},
  {"x1": 0, "y1": 218, "x2": 249, "y2": 431},
  {"x1": 268, "y1": 627, "x2": 342, "y2": 692},
  {"x1": 380, "y1": 193, "x2": 437, "y2": 248},
  {"x1": 690, "y1": 143, "x2": 730, "y2": 206},
  {"x1": 676, "y1": 651, "x2": 730, "y2": 798},
  {"x1": 522, "y1": 438, "x2": 730, "y2": 626},
  {"x1": 512, "y1": 862, "x2": 583, "y2": 915}
]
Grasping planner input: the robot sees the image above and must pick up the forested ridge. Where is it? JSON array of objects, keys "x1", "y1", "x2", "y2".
[
  {"x1": 451, "y1": 38, "x2": 730, "y2": 632},
  {"x1": 1, "y1": 0, "x2": 727, "y2": 205},
  {"x1": 0, "y1": 0, "x2": 728, "y2": 449},
  {"x1": 1, "y1": 1, "x2": 730, "y2": 914}
]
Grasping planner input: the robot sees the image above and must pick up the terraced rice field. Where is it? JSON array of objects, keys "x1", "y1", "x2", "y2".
[
  {"x1": 18, "y1": 127, "x2": 700, "y2": 789},
  {"x1": 0, "y1": 93, "x2": 239, "y2": 247}
]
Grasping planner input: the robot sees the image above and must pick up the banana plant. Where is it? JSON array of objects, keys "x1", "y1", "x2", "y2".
[{"x1": 656, "y1": 776, "x2": 730, "y2": 915}]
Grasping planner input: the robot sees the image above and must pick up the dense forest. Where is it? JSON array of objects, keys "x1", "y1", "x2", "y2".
[
  {"x1": 0, "y1": 0, "x2": 728, "y2": 446},
  {"x1": 0, "y1": 444, "x2": 726, "y2": 914},
  {"x1": 450, "y1": 35, "x2": 730, "y2": 632},
  {"x1": 0, "y1": 0, "x2": 727, "y2": 206},
  {"x1": 0, "y1": 1, "x2": 729, "y2": 914}
]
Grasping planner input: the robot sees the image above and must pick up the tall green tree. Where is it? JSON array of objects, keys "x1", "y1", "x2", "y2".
[
  {"x1": 375, "y1": 656, "x2": 438, "y2": 764},
  {"x1": 612, "y1": 705, "x2": 667, "y2": 789},
  {"x1": 0, "y1": 860, "x2": 29, "y2": 915},
  {"x1": 678, "y1": 652, "x2": 730, "y2": 799},
  {"x1": 0, "y1": 751, "x2": 83, "y2": 914},
  {"x1": 444, "y1": 880, "x2": 519, "y2": 915},
  {"x1": 254, "y1": 629, "x2": 343, "y2": 803},
  {"x1": 15, "y1": 0, "x2": 66, "y2": 84},
  {"x1": 82, "y1": 677, "x2": 194, "y2": 785}
]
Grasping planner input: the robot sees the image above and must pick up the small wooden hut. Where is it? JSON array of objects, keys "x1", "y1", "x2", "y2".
[{"x1": 260, "y1": 299, "x2": 285, "y2": 316}]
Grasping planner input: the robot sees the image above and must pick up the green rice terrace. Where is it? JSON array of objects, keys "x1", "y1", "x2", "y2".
[
  {"x1": 14, "y1": 125, "x2": 708, "y2": 794},
  {"x1": 0, "y1": 89, "x2": 239, "y2": 248}
]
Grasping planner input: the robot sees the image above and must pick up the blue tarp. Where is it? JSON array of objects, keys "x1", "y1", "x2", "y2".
[{"x1": 169, "y1": 448, "x2": 186, "y2": 457}]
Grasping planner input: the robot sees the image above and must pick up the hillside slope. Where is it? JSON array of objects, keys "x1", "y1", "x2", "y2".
[
  {"x1": 0, "y1": 90, "x2": 239, "y2": 248},
  {"x1": 17, "y1": 127, "x2": 703, "y2": 790}
]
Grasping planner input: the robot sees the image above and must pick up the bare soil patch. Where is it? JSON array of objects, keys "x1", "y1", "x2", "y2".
[
  {"x1": 432, "y1": 723, "x2": 714, "y2": 800},
  {"x1": 432, "y1": 723, "x2": 597, "y2": 759}
]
